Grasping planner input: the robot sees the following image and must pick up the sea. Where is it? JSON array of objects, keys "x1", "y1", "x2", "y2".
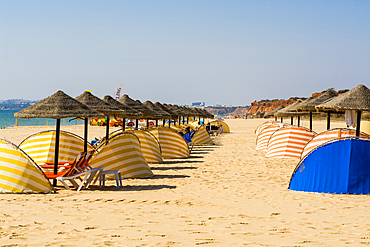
[{"x1": 0, "y1": 110, "x2": 84, "y2": 129}]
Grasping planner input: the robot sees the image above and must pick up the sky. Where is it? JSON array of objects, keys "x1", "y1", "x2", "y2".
[{"x1": 0, "y1": 0, "x2": 369, "y2": 106}]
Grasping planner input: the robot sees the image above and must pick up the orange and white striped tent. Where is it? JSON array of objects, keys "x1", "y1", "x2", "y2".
[
  {"x1": 90, "y1": 133, "x2": 153, "y2": 178},
  {"x1": 148, "y1": 127, "x2": 190, "y2": 159},
  {"x1": 19, "y1": 130, "x2": 94, "y2": 164},
  {"x1": 254, "y1": 121, "x2": 282, "y2": 135},
  {"x1": 301, "y1": 128, "x2": 370, "y2": 159},
  {"x1": 266, "y1": 126, "x2": 316, "y2": 158},
  {"x1": 0, "y1": 138, "x2": 53, "y2": 193},
  {"x1": 255, "y1": 123, "x2": 285, "y2": 151}
]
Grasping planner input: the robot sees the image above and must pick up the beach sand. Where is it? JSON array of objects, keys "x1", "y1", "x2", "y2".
[{"x1": 0, "y1": 119, "x2": 369, "y2": 246}]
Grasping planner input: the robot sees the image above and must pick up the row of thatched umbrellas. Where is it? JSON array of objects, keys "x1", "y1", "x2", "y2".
[
  {"x1": 265, "y1": 84, "x2": 370, "y2": 136},
  {"x1": 15, "y1": 90, "x2": 214, "y2": 186}
]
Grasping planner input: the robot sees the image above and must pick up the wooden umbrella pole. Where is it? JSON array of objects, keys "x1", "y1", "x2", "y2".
[
  {"x1": 122, "y1": 118, "x2": 126, "y2": 131},
  {"x1": 53, "y1": 119, "x2": 61, "y2": 187},
  {"x1": 327, "y1": 111, "x2": 331, "y2": 130},
  {"x1": 136, "y1": 119, "x2": 139, "y2": 129},
  {"x1": 106, "y1": 117, "x2": 110, "y2": 143},
  {"x1": 281, "y1": 117, "x2": 283, "y2": 123},
  {"x1": 291, "y1": 116, "x2": 293, "y2": 125},
  {"x1": 155, "y1": 119, "x2": 158, "y2": 127},
  {"x1": 309, "y1": 112, "x2": 313, "y2": 130},
  {"x1": 297, "y1": 116, "x2": 300, "y2": 127},
  {"x1": 356, "y1": 111, "x2": 362, "y2": 137},
  {"x1": 147, "y1": 119, "x2": 149, "y2": 127},
  {"x1": 84, "y1": 118, "x2": 88, "y2": 152}
]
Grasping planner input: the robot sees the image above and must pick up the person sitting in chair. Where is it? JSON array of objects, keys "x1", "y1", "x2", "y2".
[{"x1": 182, "y1": 127, "x2": 192, "y2": 143}]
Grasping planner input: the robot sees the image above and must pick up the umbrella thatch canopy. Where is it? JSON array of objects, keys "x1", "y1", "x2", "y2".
[
  {"x1": 136, "y1": 100, "x2": 162, "y2": 119},
  {"x1": 142, "y1": 100, "x2": 171, "y2": 119},
  {"x1": 155, "y1": 102, "x2": 178, "y2": 119},
  {"x1": 117, "y1": 95, "x2": 153, "y2": 118},
  {"x1": 75, "y1": 91, "x2": 123, "y2": 116},
  {"x1": 297, "y1": 90, "x2": 337, "y2": 112},
  {"x1": 163, "y1": 104, "x2": 185, "y2": 117},
  {"x1": 180, "y1": 106, "x2": 197, "y2": 117},
  {"x1": 315, "y1": 85, "x2": 370, "y2": 112},
  {"x1": 14, "y1": 90, "x2": 104, "y2": 187},
  {"x1": 316, "y1": 84, "x2": 370, "y2": 136},
  {"x1": 274, "y1": 101, "x2": 303, "y2": 117},
  {"x1": 75, "y1": 91, "x2": 124, "y2": 151},
  {"x1": 103, "y1": 95, "x2": 141, "y2": 118},
  {"x1": 202, "y1": 109, "x2": 214, "y2": 118},
  {"x1": 15, "y1": 90, "x2": 103, "y2": 119},
  {"x1": 265, "y1": 105, "x2": 285, "y2": 117}
]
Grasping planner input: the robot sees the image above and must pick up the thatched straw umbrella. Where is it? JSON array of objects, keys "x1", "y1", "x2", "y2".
[
  {"x1": 265, "y1": 105, "x2": 285, "y2": 120},
  {"x1": 297, "y1": 90, "x2": 337, "y2": 130},
  {"x1": 316, "y1": 84, "x2": 370, "y2": 136},
  {"x1": 117, "y1": 95, "x2": 153, "y2": 128},
  {"x1": 75, "y1": 91, "x2": 123, "y2": 149},
  {"x1": 142, "y1": 100, "x2": 171, "y2": 127},
  {"x1": 154, "y1": 102, "x2": 177, "y2": 127},
  {"x1": 14, "y1": 90, "x2": 104, "y2": 186},
  {"x1": 103, "y1": 95, "x2": 142, "y2": 132},
  {"x1": 135, "y1": 100, "x2": 162, "y2": 127},
  {"x1": 275, "y1": 101, "x2": 303, "y2": 125}
]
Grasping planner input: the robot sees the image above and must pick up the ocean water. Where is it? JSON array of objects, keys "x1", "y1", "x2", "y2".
[{"x1": 0, "y1": 110, "x2": 84, "y2": 129}]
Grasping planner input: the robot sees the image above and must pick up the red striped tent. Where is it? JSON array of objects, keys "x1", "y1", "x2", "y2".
[
  {"x1": 255, "y1": 123, "x2": 285, "y2": 151},
  {"x1": 301, "y1": 128, "x2": 370, "y2": 159},
  {"x1": 254, "y1": 121, "x2": 281, "y2": 135},
  {"x1": 266, "y1": 126, "x2": 316, "y2": 158}
]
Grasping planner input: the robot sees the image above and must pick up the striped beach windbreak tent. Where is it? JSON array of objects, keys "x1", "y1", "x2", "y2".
[
  {"x1": 300, "y1": 128, "x2": 370, "y2": 159},
  {"x1": 90, "y1": 133, "x2": 153, "y2": 178},
  {"x1": 266, "y1": 126, "x2": 316, "y2": 158},
  {"x1": 111, "y1": 129, "x2": 163, "y2": 163},
  {"x1": 148, "y1": 127, "x2": 190, "y2": 159},
  {"x1": 255, "y1": 123, "x2": 285, "y2": 151},
  {"x1": 19, "y1": 130, "x2": 94, "y2": 164},
  {"x1": 209, "y1": 120, "x2": 230, "y2": 133},
  {"x1": 0, "y1": 138, "x2": 53, "y2": 193},
  {"x1": 254, "y1": 121, "x2": 282, "y2": 135},
  {"x1": 192, "y1": 126, "x2": 214, "y2": 145}
]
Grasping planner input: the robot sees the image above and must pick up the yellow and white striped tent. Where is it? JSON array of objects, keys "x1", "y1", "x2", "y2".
[
  {"x1": 192, "y1": 126, "x2": 214, "y2": 145},
  {"x1": 90, "y1": 133, "x2": 153, "y2": 178},
  {"x1": 209, "y1": 120, "x2": 230, "y2": 133},
  {"x1": 148, "y1": 127, "x2": 190, "y2": 159},
  {"x1": 19, "y1": 130, "x2": 94, "y2": 164},
  {"x1": 111, "y1": 129, "x2": 163, "y2": 164},
  {"x1": 0, "y1": 138, "x2": 53, "y2": 193}
]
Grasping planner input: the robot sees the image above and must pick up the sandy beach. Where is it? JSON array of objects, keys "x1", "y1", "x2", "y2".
[{"x1": 0, "y1": 118, "x2": 369, "y2": 246}]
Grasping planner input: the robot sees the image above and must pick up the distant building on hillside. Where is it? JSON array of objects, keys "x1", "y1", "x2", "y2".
[{"x1": 191, "y1": 102, "x2": 205, "y2": 107}]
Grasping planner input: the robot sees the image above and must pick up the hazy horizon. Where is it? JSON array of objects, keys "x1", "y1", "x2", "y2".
[{"x1": 1, "y1": 1, "x2": 369, "y2": 106}]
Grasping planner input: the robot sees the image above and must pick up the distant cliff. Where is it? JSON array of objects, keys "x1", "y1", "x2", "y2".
[{"x1": 247, "y1": 98, "x2": 298, "y2": 115}]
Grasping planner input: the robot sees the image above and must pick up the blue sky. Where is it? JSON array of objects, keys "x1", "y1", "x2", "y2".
[{"x1": 0, "y1": 0, "x2": 369, "y2": 106}]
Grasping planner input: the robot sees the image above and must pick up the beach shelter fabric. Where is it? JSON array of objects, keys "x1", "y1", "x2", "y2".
[
  {"x1": 265, "y1": 126, "x2": 316, "y2": 158},
  {"x1": 148, "y1": 127, "x2": 190, "y2": 159},
  {"x1": 301, "y1": 128, "x2": 370, "y2": 159},
  {"x1": 255, "y1": 123, "x2": 285, "y2": 151},
  {"x1": 209, "y1": 120, "x2": 230, "y2": 133},
  {"x1": 254, "y1": 121, "x2": 282, "y2": 135},
  {"x1": 192, "y1": 126, "x2": 214, "y2": 145},
  {"x1": 0, "y1": 138, "x2": 53, "y2": 193},
  {"x1": 90, "y1": 133, "x2": 153, "y2": 178},
  {"x1": 19, "y1": 131, "x2": 94, "y2": 164},
  {"x1": 289, "y1": 137, "x2": 370, "y2": 194},
  {"x1": 110, "y1": 129, "x2": 163, "y2": 164}
]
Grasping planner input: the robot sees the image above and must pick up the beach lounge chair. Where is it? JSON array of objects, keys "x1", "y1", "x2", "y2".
[
  {"x1": 39, "y1": 152, "x2": 87, "y2": 179},
  {"x1": 56, "y1": 151, "x2": 104, "y2": 191}
]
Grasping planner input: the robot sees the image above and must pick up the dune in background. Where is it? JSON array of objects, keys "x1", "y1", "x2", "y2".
[{"x1": 0, "y1": 119, "x2": 369, "y2": 246}]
